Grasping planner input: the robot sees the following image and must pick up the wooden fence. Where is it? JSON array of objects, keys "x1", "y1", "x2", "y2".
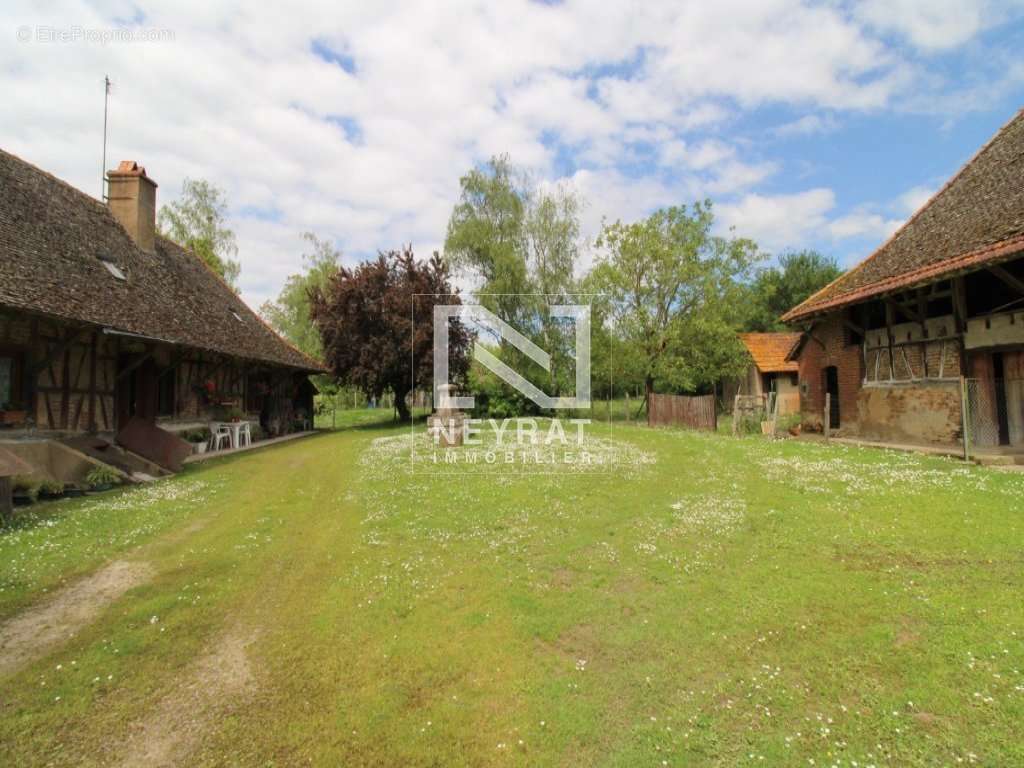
[{"x1": 648, "y1": 393, "x2": 717, "y2": 431}]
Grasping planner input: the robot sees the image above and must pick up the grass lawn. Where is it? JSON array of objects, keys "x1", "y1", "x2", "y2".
[{"x1": 1, "y1": 412, "x2": 1023, "y2": 766}]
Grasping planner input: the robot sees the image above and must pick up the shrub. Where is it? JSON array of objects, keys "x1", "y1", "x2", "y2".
[
  {"x1": 39, "y1": 479, "x2": 65, "y2": 497},
  {"x1": 12, "y1": 475, "x2": 41, "y2": 502},
  {"x1": 85, "y1": 465, "x2": 121, "y2": 489}
]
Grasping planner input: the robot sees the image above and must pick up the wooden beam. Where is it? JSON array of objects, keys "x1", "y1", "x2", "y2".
[
  {"x1": 884, "y1": 302, "x2": 896, "y2": 380},
  {"x1": 87, "y1": 332, "x2": 98, "y2": 433},
  {"x1": 885, "y1": 296, "x2": 922, "y2": 324},
  {"x1": 116, "y1": 347, "x2": 155, "y2": 382},
  {"x1": 30, "y1": 324, "x2": 89, "y2": 375},
  {"x1": 843, "y1": 317, "x2": 865, "y2": 337},
  {"x1": 158, "y1": 348, "x2": 187, "y2": 379},
  {"x1": 952, "y1": 276, "x2": 968, "y2": 334},
  {"x1": 988, "y1": 264, "x2": 1024, "y2": 296}
]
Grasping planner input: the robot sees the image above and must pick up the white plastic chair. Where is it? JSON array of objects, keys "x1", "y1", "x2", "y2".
[
  {"x1": 209, "y1": 423, "x2": 231, "y2": 452},
  {"x1": 238, "y1": 422, "x2": 251, "y2": 448}
]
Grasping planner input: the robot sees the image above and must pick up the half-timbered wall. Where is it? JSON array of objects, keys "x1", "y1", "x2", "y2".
[{"x1": 1, "y1": 310, "x2": 310, "y2": 436}]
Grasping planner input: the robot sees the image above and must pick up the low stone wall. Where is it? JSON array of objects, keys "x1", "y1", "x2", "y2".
[{"x1": 853, "y1": 382, "x2": 962, "y2": 446}]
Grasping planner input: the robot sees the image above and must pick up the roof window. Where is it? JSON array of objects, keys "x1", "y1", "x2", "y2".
[
  {"x1": 100, "y1": 259, "x2": 127, "y2": 281},
  {"x1": 231, "y1": 310, "x2": 244, "y2": 323}
]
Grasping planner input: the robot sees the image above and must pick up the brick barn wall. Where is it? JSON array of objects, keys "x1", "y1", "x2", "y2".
[
  {"x1": 796, "y1": 311, "x2": 964, "y2": 445},
  {"x1": 855, "y1": 383, "x2": 963, "y2": 445},
  {"x1": 797, "y1": 313, "x2": 864, "y2": 431}
]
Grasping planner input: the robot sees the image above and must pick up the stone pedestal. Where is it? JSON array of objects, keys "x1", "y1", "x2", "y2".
[{"x1": 427, "y1": 385, "x2": 465, "y2": 447}]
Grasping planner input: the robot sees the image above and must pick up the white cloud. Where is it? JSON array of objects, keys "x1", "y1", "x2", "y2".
[
  {"x1": 854, "y1": 0, "x2": 988, "y2": 52},
  {"x1": 827, "y1": 210, "x2": 903, "y2": 241},
  {"x1": 718, "y1": 189, "x2": 836, "y2": 250},
  {"x1": 773, "y1": 114, "x2": 840, "y2": 137},
  {"x1": 1, "y1": 0, "x2": 1019, "y2": 310},
  {"x1": 897, "y1": 184, "x2": 937, "y2": 215}
]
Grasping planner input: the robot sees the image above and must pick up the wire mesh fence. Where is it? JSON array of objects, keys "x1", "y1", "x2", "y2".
[{"x1": 964, "y1": 377, "x2": 1024, "y2": 448}]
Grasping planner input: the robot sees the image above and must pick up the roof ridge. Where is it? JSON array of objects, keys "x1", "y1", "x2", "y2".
[{"x1": 783, "y1": 106, "x2": 1024, "y2": 324}]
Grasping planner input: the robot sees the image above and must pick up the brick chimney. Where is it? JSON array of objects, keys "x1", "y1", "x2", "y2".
[{"x1": 107, "y1": 160, "x2": 157, "y2": 253}]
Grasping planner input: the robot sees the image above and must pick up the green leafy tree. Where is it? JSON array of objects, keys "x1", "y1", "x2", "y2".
[
  {"x1": 260, "y1": 233, "x2": 341, "y2": 361},
  {"x1": 591, "y1": 202, "x2": 758, "y2": 414},
  {"x1": 444, "y1": 156, "x2": 585, "y2": 406},
  {"x1": 745, "y1": 250, "x2": 841, "y2": 330},
  {"x1": 158, "y1": 178, "x2": 241, "y2": 290}
]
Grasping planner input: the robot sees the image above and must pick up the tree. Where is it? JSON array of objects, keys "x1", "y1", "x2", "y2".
[
  {"x1": 260, "y1": 233, "x2": 341, "y2": 361},
  {"x1": 310, "y1": 247, "x2": 471, "y2": 421},
  {"x1": 591, "y1": 202, "x2": 758, "y2": 413},
  {"x1": 158, "y1": 178, "x2": 241, "y2": 290},
  {"x1": 745, "y1": 250, "x2": 841, "y2": 331},
  {"x1": 444, "y1": 155, "x2": 585, "y2": 405}
]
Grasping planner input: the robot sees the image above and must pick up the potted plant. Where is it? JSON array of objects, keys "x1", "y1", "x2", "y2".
[
  {"x1": 183, "y1": 427, "x2": 211, "y2": 454},
  {"x1": 0, "y1": 401, "x2": 27, "y2": 426},
  {"x1": 85, "y1": 465, "x2": 120, "y2": 492}
]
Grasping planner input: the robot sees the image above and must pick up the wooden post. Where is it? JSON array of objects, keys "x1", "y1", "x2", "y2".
[
  {"x1": 0, "y1": 477, "x2": 12, "y2": 524},
  {"x1": 960, "y1": 375, "x2": 971, "y2": 462},
  {"x1": 732, "y1": 394, "x2": 740, "y2": 436},
  {"x1": 824, "y1": 393, "x2": 831, "y2": 443}
]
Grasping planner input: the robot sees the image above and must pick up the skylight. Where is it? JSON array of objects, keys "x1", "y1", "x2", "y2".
[
  {"x1": 102, "y1": 260, "x2": 127, "y2": 281},
  {"x1": 231, "y1": 310, "x2": 244, "y2": 323}
]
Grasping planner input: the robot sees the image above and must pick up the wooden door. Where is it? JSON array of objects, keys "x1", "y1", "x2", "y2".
[{"x1": 824, "y1": 366, "x2": 840, "y2": 428}]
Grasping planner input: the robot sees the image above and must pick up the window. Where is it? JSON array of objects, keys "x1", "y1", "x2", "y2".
[
  {"x1": 231, "y1": 310, "x2": 244, "y2": 323},
  {"x1": 98, "y1": 256, "x2": 127, "y2": 281},
  {"x1": 157, "y1": 370, "x2": 176, "y2": 417},
  {"x1": 0, "y1": 348, "x2": 25, "y2": 409}
]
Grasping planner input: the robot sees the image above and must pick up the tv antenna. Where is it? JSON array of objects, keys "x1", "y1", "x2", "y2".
[{"x1": 101, "y1": 75, "x2": 111, "y2": 200}]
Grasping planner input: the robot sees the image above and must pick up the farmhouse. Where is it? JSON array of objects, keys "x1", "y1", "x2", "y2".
[
  {"x1": 783, "y1": 108, "x2": 1024, "y2": 452},
  {"x1": 0, "y1": 149, "x2": 323, "y2": 479},
  {"x1": 736, "y1": 332, "x2": 802, "y2": 416}
]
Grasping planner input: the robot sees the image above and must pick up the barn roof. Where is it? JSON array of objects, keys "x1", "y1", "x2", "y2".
[
  {"x1": 0, "y1": 148, "x2": 323, "y2": 372},
  {"x1": 738, "y1": 332, "x2": 801, "y2": 373},
  {"x1": 782, "y1": 108, "x2": 1024, "y2": 323}
]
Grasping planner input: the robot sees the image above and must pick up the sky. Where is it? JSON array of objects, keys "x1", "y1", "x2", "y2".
[{"x1": 3, "y1": 1, "x2": 1024, "y2": 312}]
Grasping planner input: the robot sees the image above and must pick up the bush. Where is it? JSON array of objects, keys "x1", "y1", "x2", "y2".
[
  {"x1": 85, "y1": 465, "x2": 121, "y2": 489},
  {"x1": 12, "y1": 475, "x2": 41, "y2": 502},
  {"x1": 39, "y1": 479, "x2": 65, "y2": 497}
]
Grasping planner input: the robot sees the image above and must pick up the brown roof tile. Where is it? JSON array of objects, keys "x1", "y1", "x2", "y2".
[
  {"x1": 783, "y1": 108, "x2": 1024, "y2": 323},
  {"x1": 738, "y1": 332, "x2": 801, "y2": 373},
  {"x1": 0, "y1": 148, "x2": 324, "y2": 372}
]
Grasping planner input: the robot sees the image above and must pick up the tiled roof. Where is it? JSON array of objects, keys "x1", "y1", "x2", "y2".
[
  {"x1": 738, "y1": 332, "x2": 801, "y2": 373},
  {"x1": 0, "y1": 148, "x2": 324, "y2": 372},
  {"x1": 783, "y1": 108, "x2": 1024, "y2": 323}
]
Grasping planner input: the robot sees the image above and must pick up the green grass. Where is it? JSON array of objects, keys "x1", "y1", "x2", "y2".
[{"x1": 1, "y1": 414, "x2": 1023, "y2": 766}]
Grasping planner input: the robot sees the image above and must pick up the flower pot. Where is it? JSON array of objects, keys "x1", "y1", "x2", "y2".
[
  {"x1": 194, "y1": 442, "x2": 208, "y2": 455},
  {"x1": 0, "y1": 410, "x2": 27, "y2": 426}
]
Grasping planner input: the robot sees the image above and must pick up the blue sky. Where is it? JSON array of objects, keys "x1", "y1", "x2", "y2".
[{"x1": 3, "y1": 1, "x2": 1024, "y2": 308}]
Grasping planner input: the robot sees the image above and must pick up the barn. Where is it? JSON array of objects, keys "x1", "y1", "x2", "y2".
[{"x1": 783, "y1": 108, "x2": 1024, "y2": 455}]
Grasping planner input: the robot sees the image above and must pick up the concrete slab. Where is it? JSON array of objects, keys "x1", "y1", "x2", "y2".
[{"x1": 183, "y1": 431, "x2": 317, "y2": 464}]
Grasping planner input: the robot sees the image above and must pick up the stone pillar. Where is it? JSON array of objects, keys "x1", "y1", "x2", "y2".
[{"x1": 427, "y1": 384, "x2": 465, "y2": 447}]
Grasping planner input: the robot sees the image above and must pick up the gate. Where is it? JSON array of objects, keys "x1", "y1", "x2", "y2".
[{"x1": 648, "y1": 393, "x2": 717, "y2": 431}]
